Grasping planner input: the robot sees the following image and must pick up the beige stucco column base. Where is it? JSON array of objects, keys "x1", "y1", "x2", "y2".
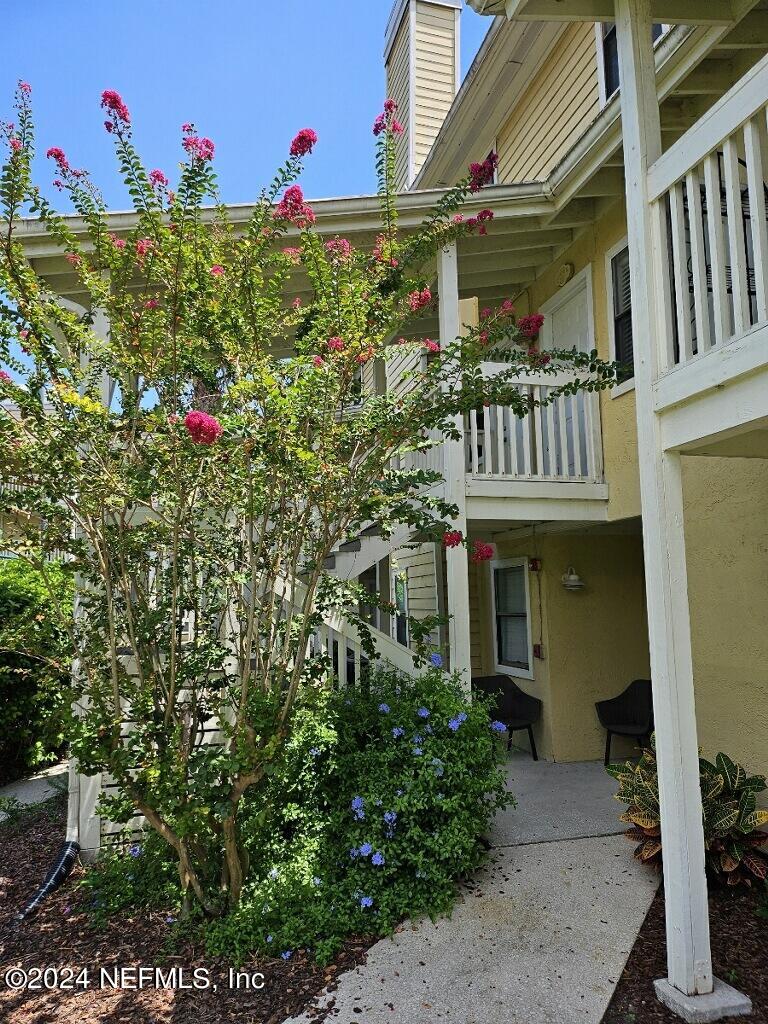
[{"x1": 654, "y1": 978, "x2": 752, "y2": 1023}]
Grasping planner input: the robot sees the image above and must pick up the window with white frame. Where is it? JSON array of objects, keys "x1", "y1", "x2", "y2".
[
  {"x1": 597, "y1": 23, "x2": 669, "y2": 105},
  {"x1": 490, "y1": 559, "x2": 532, "y2": 677},
  {"x1": 607, "y1": 242, "x2": 634, "y2": 390},
  {"x1": 392, "y1": 568, "x2": 409, "y2": 647}
]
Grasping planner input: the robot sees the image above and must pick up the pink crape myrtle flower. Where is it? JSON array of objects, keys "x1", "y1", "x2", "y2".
[
  {"x1": 327, "y1": 336, "x2": 345, "y2": 352},
  {"x1": 0, "y1": 370, "x2": 12, "y2": 383},
  {"x1": 283, "y1": 247, "x2": 302, "y2": 264},
  {"x1": 182, "y1": 134, "x2": 215, "y2": 162},
  {"x1": 135, "y1": 238, "x2": 153, "y2": 261},
  {"x1": 184, "y1": 410, "x2": 223, "y2": 445},
  {"x1": 143, "y1": 298, "x2": 160, "y2": 309},
  {"x1": 18, "y1": 82, "x2": 31, "y2": 94},
  {"x1": 65, "y1": 252, "x2": 81, "y2": 266},
  {"x1": 500, "y1": 299, "x2": 515, "y2": 315},
  {"x1": 357, "y1": 346, "x2": 375, "y2": 364},
  {"x1": 468, "y1": 152, "x2": 498, "y2": 193},
  {"x1": 423, "y1": 339, "x2": 440, "y2": 353},
  {"x1": 9, "y1": 138, "x2": 22, "y2": 152},
  {"x1": 442, "y1": 530, "x2": 464, "y2": 549},
  {"x1": 408, "y1": 288, "x2": 432, "y2": 313},
  {"x1": 101, "y1": 90, "x2": 131, "y2": 126},
  {"x1": 290, "y1": 128, "x2": 318, "y2": 158},
  {"x1": 481, "y1": 307, "x2": 492, "y2": 320},
  {"x1": 109, "y1": 234, "x2": 126, "y2": 250},
  {"x1": 46, "y1": 147, "x2": 69, "y2": 171},
  {"x1": 210, "y1": 265, "x2": 225, "y2": 277},
  {"x1": 292, "y1": 297, "x2": 302, "y2": 309},
  {"x1": 274, "y1": 184, "x2": 315, "y2": 228},
  {"x1": 148, "y1": 168, "x2": 169, "y2": 188},
  {"x1": 384, "y1": 99, "x2": 398, "y2": 114},
  {"x1": 517, "y1": 313, "x2": 545, "y2": 339},
  {"x1": 472, "y1": 541, "x2": 495, "y2": 563},
  {"x1": 325, "y1": 238, "x2": 352, "y2": 261},
  {"x1": 312, "y1": 355, "x2": 325, "y2": 368}
]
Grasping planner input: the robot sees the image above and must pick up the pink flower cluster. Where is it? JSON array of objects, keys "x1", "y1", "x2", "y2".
[
  {"x1": 373, "y1": 99, "x2": 404, "y2": 136},
  {"x1": 372, "y1": 233, "x2": 398, "y2": 267},
  {"x1": 109, "y1": 233, "x2": 126, "y2": 250},
  {"x1": 312, "y1": 355, "x2": 325, "y2": 368},
  {"x1": 135, "y1": 238, "x2": 153, "y2": 261},
  {"x1": 443, "y1": 530, "x2": 464, "y2": 549},
  {"x1": 0, "y1": 370, "x2": 12, "y2": 383},
  {"x1": 282, "y1": 247, "x2": 302, "y2": 264},
  {"x1": 408, "y1": 287, "x2": 432, "y2": 313},
  {"x1": 471, "y1": 541, "x2": 494, "y2": 563},
  {"x1": 46, "y1": 146, "x2": 69, "y2": 171},
  {"x1": 468, "y1": 153, "x2": 498, "y2": 193},
  {"x1": 325, "y1": 238, "x2": 352, "y2": 261},
  {"x1": 290, "y1": 128, "x2": 318, "y2": 158},
  {"x1": 500, "y1": 299, "x2": 515, "y2": 315},
  {"x1": 184, "y1": 410, "x2": 223, "y2": 445},
  {"x1": 423, "y1": 339, "x2": 440, "y2": 353},
  {"x1": 149, "y1": 168, "x2": 169, "y2": 188},
  {"x1": 357, "y1": 346, "x2": 375, "y2": 365},
  {"x1": 465, "y1": 209, "x2": 494, "y2": 236},
  {"x1": 101, "y1": 89, "x2": 131, "y2": 128},
  {"x1": 210, "y1": 264, "x2": 225, "y2": 277},
  {"x1": 517, "y1": 313, "x2": 545, "y2": 339},
  {"x1": 18, "y1": 82, "x2": 31, "y2": 95},
  {"x1": 9, "y1": 138, "x2": 21, "y2": 153},
  {"x1": 182, "y1": 132, "x2": 215, "y2": 162},
  {"x1": 143, "y1": 298, "x2": 160, "y2": 310},
  {"x1": 327, "y1": 336, "x2": 345, "y2": 352},
  {"x1": 274, "y1": 185, "x2": 315, "y2": 228}
]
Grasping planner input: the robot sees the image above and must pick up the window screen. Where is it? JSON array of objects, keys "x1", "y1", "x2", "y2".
[
  {"x1": 611, "y1": 247, "x2": 634, "y2": 383},
  {"x1": 494, "y1": 564, "x2": 529, "y2": 671}
]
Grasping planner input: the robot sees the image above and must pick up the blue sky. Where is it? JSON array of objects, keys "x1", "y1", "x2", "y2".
[{"x1": 2, "y1": 1, "x2": 490, "y2": 210}]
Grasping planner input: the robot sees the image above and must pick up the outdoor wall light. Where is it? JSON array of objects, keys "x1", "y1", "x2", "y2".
[{"x1": 561, "y1": 567, "x2": 585, "y2": 591}]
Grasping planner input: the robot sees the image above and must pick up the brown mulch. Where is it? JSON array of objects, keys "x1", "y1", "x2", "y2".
[
  {"x1": 603, "y1": 883, "x2": 768, "y2": 1024},
  {"x1": 0, "y1": 797, "x2": 374, "y2": 1023}
]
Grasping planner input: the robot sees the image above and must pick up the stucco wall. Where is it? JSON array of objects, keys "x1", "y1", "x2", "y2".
[{"x1": 683, "y1": 456, "x2": 768, "y2": 785}]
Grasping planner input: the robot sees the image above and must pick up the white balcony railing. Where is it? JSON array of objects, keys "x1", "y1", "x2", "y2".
[
  {"x1": 648, "y1": 53, "x2": 768, "y2": 375},
  {"x1": 465, "y1": 371, "x2": 604, "y2": 484}
]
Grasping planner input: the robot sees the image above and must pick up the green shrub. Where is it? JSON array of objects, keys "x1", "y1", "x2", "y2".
[
  {"x1": 0, "y1": 559, "x2": 73, "y2": 783},
  {"x1": 84, "y1": 667, "x2": 512, "y2": 963},
  {"x1": 608, "y1": 740, "x2": 768, "y2": 886}
]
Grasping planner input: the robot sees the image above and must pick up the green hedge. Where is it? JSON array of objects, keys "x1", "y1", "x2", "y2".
[{"x1": 0, "y1": 559, "x2": 73, "y2": 783}]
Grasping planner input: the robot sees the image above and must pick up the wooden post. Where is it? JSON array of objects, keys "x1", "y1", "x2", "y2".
[
  {"x1": 438, "y1": 242, "x2": 472, "y2": 690},
  {"x1": 614, "y1": 0, "x2": 713, "y2": 998}
]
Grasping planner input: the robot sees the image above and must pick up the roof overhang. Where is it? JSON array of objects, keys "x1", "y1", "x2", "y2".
[{"x1": 467, "y1": 0, "x2": 742, "y2": 23}]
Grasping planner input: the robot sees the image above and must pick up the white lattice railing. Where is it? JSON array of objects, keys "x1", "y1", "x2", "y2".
[
  {"x1": 648, "y1": 53, "x2": 768, "y2": 374},
  {"x1": 465, "y1": 370, "x2": 603, "y2": 483}
]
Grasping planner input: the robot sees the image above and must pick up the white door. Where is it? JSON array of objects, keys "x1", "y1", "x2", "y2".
[{"x1": 539, "y1": 268, "x2": 594, "y2": 477}]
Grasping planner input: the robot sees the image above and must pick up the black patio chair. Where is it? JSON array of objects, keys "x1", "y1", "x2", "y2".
[
  {"x1": 472, "y1": 675, "x2": 542, "y2": 760},
  {"x1": 595, "y1": 679, "x2": 654, "y2": 766}
]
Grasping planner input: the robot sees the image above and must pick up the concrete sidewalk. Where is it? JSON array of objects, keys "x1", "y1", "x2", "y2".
[
  {"x1": 286, "y1": 757, "x2": 657, "y2": 1024},
  {"x1": 0, "y1": 762, "x2": 68, "y2": 821}
]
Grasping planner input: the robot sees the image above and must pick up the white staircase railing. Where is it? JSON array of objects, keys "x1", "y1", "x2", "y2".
[{"x1": 647, "y1": 53, "x2": 768, "y2": 374}]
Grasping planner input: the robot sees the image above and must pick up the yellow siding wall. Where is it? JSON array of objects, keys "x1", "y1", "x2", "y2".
[
  {"x1": 413, "y1": 2, "x2": 457, "y2": 179},
  {"x1": 496, "y1": 22, "x2": 600, "y2": 183},
  {"x1": 386, "y1": 12, "x2": 411, "y2": 190},
  {"x1": 394, "y1": 543, "x2": 440, "y2": 647}
]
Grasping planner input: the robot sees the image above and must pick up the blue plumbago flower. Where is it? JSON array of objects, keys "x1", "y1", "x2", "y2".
[
  {"x1": 312, "y1": 876, "x2": 322, "y2": 887},
  {"x1": 360, "y1": 896, "x2": 374, "y2": 909},
  {"x1": 378, "y1": 703, "x2": 390, "y2": 713},
  {"x1": 281, "y1": 950, "x2": 293, "y2": 960},
  {"x1": 268, "y1": 867, "x2": 279, "y2": 880},
  {"x1": 395, "y1": 789, "x2": 404, "y2": 797},
  {"x1": 429, "y1": 652, "x2": 443, "y2": 668},
  {"x1": 425, "y1": 724, "x2": 433, "y2": 734},
  {"x1": 349, "y1": 847, "x2": 360, "y2": 859},
  {"x1": 351, "y1": 795, "x2": 365, "y2": 820},
  {"x1": 413, "y1": 747, "x2": 423, "y2": 756},
  {"x1": 392, "y1": 726, "x2": 405, "y2": 739},
  {"x1": 383, "y1": 810, "x2": 397, "y2": 826},
  {"x1": 431, "y1": 757, "x2": 445, "y2": 777},
  {"x1": 165, "y1": 915, "x2": 176, "y2": 924},
  {"x1": 415, "y1": 869, "x2": 425, "y2": 878},
  {"x1": 375, "y1": 799, "x2": 382, "y2": 806},
  {"x1": 448, "y1": 711, "x2": 468, "y2": 732},
  {"x1": 371, "y1": 851, "x2": 385, "y2": 867},
  {"x1": 359, "y1": 842, "x2": 373, "y2": 857},
  {"x1": 128, "y1": 844, "x2": 141, "y2": 858},
  {"x1": 417, "y1": 707, "x2": 431, "y2": 718},
  {"x1": 491, "y1": 720, "x2": 507, "y2": 732},
  {"x1": 309, "y1": 747, "x2": 321, "y2": 757},
  {"x1": 413, "y1": 734, "x2": 423, "y2": 745},
  {"x1": 266, "y1": 935, "x2": 273, "y2": 943}
]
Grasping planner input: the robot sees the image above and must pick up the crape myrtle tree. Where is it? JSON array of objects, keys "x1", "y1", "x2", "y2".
[{"x1": 0, "y1": 83, "x2": 614, "y2": 914}]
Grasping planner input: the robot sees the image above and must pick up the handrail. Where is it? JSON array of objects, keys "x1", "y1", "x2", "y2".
[{"x1": 648, "y1": 52, "x2": 768, "y2": 202}]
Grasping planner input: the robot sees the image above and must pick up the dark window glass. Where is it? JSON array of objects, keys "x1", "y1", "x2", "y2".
[
  {"x1": 612, "y1": 247, "x2": 634, "y2": 383},
  {"x1": 494, "y1": 565, "x2": 529, "y2": 671},
  {"x1": 393, "y1": 570, "x2": 408, "y2": 647},
  {"x1": 603, "y1": 24, "x2": 665, "y2": 98}
]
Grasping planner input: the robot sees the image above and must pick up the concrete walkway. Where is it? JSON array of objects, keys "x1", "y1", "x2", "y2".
[
  {"x1": 286, "y1": 756, "x2": 658, "y2": 1024},
  {"x1": 0, "y1": 762, "x2": 68, "y2": 821}
]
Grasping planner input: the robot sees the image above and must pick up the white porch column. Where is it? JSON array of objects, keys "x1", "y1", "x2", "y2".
[
  {"x1": 614, "y1": 0, "x2": 712, "y2": 1000},
  {"x1": 438, "y1": 242, "x2": 472, "y2": 691}
]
